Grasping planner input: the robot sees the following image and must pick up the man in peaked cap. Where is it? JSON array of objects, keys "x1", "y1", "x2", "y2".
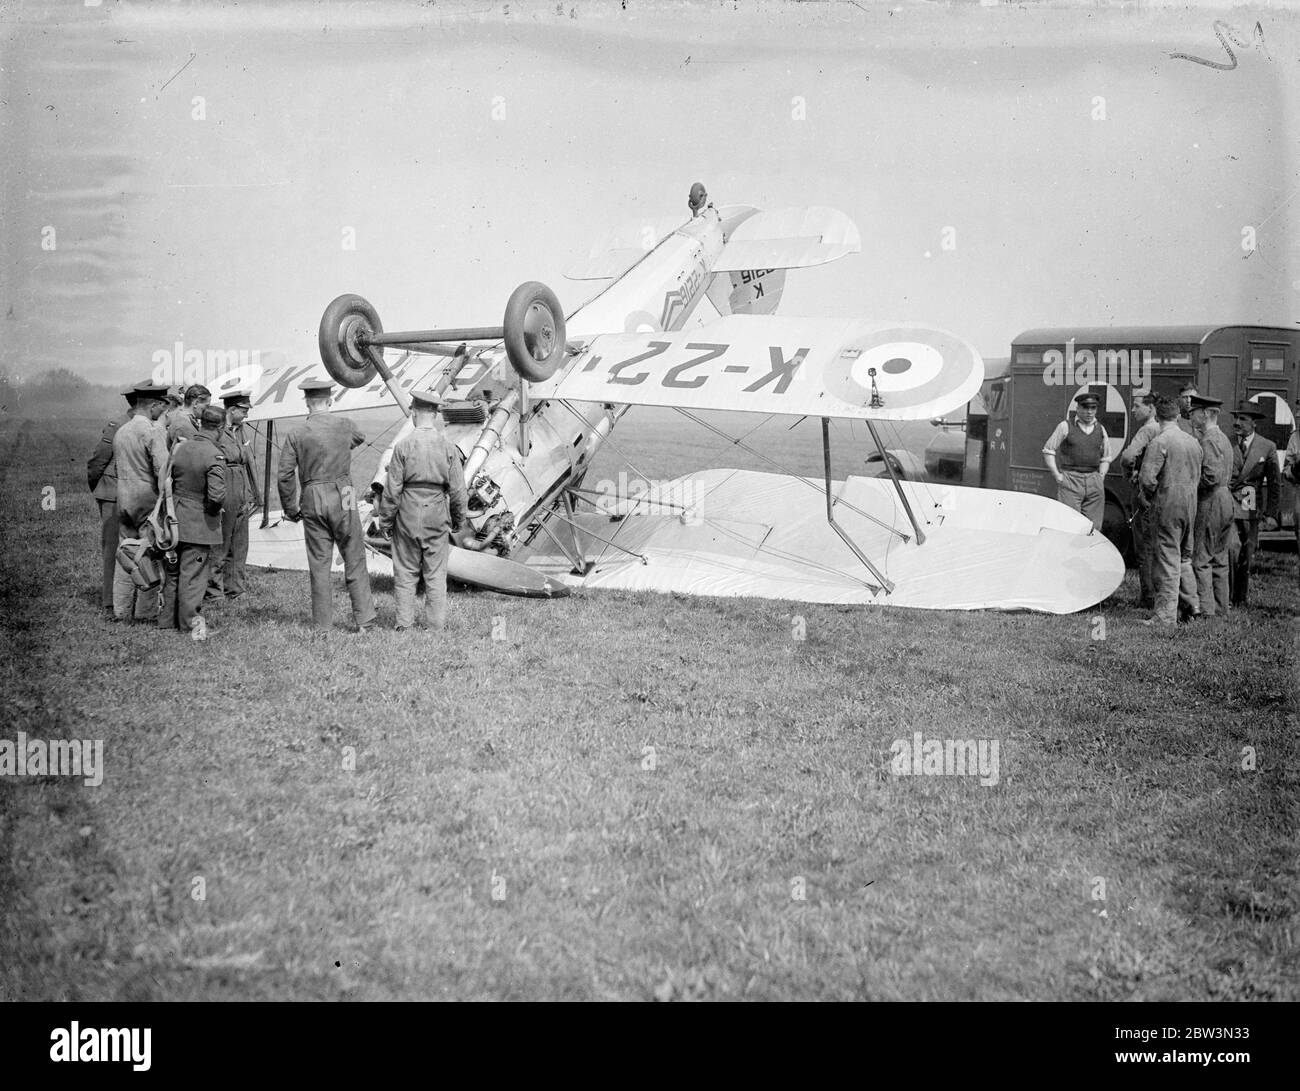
[
  {"x1": 277, "y1": 378, "x2": 376, "y2": 632},
  {"x1": 110, "y1": 380, "x2": 171, "y2": 622},
  {"x1": 1042, "y1": 390, "x2": 1111, "y2": 531},
  {"x1": 1228, "y1": 401, "x2": 1279, "y2": 606},
  {"x1": 1119, "y1": 392, "x2": 1160, "y2": 608},
  {"x1": 376, "y1": 387, "x2": 467, "y2": 632},
  {"x1": 1139, "y1": 395, "x2": 1203, "y2": 625},
  {"x1": 160, "y1": 405, "x2": 227, "y2": 637},
  {"x1": 1188, "y1": 395, "x2": 1234, "y2": 616},
  {"x1": 86, "y1": 385, "x2": 131, "y2": 615},
  {"x1": 206, "y1": 388, "x2": 262, "y2": 604}
]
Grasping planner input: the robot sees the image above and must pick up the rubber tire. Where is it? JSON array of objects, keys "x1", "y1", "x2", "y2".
[
  {"x1": 319, "y1": 294, "x2": 384, "y2": 389},
  {"x1": 503, "y1": 281, "x2": 567, "y2": 383},
  {"x1": 1102, "y1": 496, "x2": 1133, "y2": 564}
]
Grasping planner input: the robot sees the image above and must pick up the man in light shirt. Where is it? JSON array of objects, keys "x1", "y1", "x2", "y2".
[{"x1": 1042, "y1": 390, "x2": 1110, "y2": 531}]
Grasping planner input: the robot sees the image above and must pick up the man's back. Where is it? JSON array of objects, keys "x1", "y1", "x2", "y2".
[
  {"x1": 285, "y1": 414, "x2": 363, "y2": 485},
  {"x1": 171, "y1": 435, "x2": 225, "y2": 544},
  {"x1": 113, "y1": 415, "x2": 168, "y2": 520},
  {"x1": 1144, "y1": 427, "x2": 1202, "y2": 497}
]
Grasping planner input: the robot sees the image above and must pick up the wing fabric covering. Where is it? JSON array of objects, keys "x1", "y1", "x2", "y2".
[
  {"x1": 516, "y1": 470, "x2": 1125, "y2": 614},
  {"x1": 713, "y1": 206, "x2": 861, "y2": 271},
  {"x1": 550, "y1": 316, "x2": 985, "y2": 422}
]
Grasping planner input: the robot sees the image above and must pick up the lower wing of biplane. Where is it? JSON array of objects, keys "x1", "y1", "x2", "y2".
[{"x1": 514, "y1": 469, "x2": 1124, "y2": 613}]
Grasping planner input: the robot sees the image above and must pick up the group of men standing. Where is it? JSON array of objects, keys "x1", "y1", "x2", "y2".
[
  {"x1": 274, "y1": 379, "x2": 467, "y2": 633},
  {"x1": 1045, "y1": 382, "x2": 1293, "y2": 623},
  {"x1": 88, "y1": 375, "x2": 469, "y2": 637},
  {"x1": 86, "y1": 380, "x2": 262, "y2": 636}
]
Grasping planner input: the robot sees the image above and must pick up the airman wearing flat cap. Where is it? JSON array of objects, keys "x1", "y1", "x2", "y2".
[
  {"x1": 1042, "y1": 390, "x2": 1111, "y2": 530},
  {"x1": 159, "y1": 404, "x2": 226, "y2": 636},
  {"x1": 1119, "y1": 391, "x2": 1161, "y2": 607},
  {"x1": 377, "y1": 387, "x2": 467, "y2": 632},
  {"x1": 277, "y1": 377, "x2": 376, "y2": 631},
  {"x1": 110, "y1": 380, "x2": 171, "y2": 622},
  {"x1": 206, "y1": 389, "x2": 261, "y2": 604},
  {"x1": 1227, "y1": 401, "x2": 1278, "y2": 606},
  {"x1": 1187, "y1": 394, "x2": 1234, "y2": 615}
]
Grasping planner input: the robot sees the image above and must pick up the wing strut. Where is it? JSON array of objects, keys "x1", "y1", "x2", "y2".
[
  {"x1": 821, "y1": 417, "x2": 890, "y2": 595},
  {"x1": 864, "y1": 418, "x2": 927, "y2": 546},
  {"x1": 260, "y1": 419, "x2": 274, "y2": 528}
]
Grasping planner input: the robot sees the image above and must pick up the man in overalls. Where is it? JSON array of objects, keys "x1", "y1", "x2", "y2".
[{"x1": 376, "y1": 388, "x2": 467, "y2": 632}]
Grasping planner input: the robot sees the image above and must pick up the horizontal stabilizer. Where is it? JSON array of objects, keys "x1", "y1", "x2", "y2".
[
  {"x1": 713, "y1": 206, "x2": 861, "y2": 272},
  {"x1": 547, "y1": 314, "x2": 984, "y2": 421}
]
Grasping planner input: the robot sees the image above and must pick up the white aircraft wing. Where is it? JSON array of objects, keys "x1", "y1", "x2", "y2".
[
  {"x1": 518, "y1": 470, "x2": 1125, "y2": 614},
  {"x1": 713, "y1": 206, "x2": 861, "y2": 272},
  {"x1": 208, "y1": 351, "x2": 498, "y2": 422},
  {"x1": 546, "y1": 315, "x2": 984, "y2": 421}
]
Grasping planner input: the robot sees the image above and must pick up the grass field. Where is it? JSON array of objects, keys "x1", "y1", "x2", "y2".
[{"x1": 1, "y1": 416, "x2": 1296, "y2": 1001}]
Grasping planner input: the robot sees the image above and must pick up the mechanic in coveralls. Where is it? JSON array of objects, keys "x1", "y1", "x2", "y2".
[
  {"x1": 376, "y1": 387, "x2": 467, "y2": 632},
  {"x1": 1138, "y1": 395, "x2": 1203, "y2": 626},
  {"x1": 1188, "y1": 394, "x2": 1235, "y2": 617}
]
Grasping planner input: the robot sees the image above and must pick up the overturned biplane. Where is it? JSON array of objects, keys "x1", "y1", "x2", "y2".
[{"x1": 212, "y1": 186, "x2": 1124, "y2": 613}]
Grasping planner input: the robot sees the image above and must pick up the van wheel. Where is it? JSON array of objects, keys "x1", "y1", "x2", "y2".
[{"x1": 1102, "y1": 499, "x2": 1133, "y2": 563}]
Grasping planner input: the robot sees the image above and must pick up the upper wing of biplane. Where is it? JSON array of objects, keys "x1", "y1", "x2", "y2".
[{"x1": 542, "y1": 315, "x2": 985, "y2": 422}]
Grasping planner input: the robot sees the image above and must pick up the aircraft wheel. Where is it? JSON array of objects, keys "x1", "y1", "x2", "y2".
[
  {"x1": 503, "y1": 282, "x2": 567, "y2": 383},
  {"x1": 319, "y1": 294, "x2": 384, "y2": 389}
]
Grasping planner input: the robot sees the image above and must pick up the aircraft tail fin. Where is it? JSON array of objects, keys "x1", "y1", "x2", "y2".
[{"x1": 705, "y1": 267, "x2": 786, "y2": 317}]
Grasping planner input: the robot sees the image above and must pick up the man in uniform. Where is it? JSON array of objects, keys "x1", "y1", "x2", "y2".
[
  {"x1": 1176, "y1": 382, "x2": 1199, "y2": 436},
  {"x1": 1284, "y1": 396, "x2": 1300, "y2": 589},
  {"x1": 166, "y1": 384, "x2": 211, "y2": 448},
  {"x1": 376, "y1": 388, "x2": 467, "y2": 632},
  {"x1": 1228, "y1": 402, "x2": 1279, "y2": 607},
  {"x1": 160, "y1": 406, "x2": 227, "y2": 637},
  {"x1": 1118, "y1": 392, "x2": 1160, "y2": 608},
  {"x1": 206, "y1": 388, "x2": 261, "y2": 604},
  {"x1": 111, "y1": 380, "x2": 171, "y2": 623},
  {"x1": 1042, "y1": 391, "x2": 1111, "y2": 530},
  {"x1": 1188, "y1": 395, "x2": 1234, "y2": 617},
  {"x1": 86, "y1": 387, "x2": 129, "y2": 616},
  {"x1": 1139, "y1": 395, "x2": 1203, "y2": 625},
  {"x1": 278, "y1": 378, "x2": 376, "y2": 632}
]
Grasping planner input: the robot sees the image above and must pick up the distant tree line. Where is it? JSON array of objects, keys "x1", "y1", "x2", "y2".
[{"x1": 0, "y1": 367, "x2": 124, "y2": 419}]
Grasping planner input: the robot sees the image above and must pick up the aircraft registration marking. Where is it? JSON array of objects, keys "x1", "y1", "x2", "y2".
[{"x1": 578, "y1": 340, "x2": 810, "y2": 394}]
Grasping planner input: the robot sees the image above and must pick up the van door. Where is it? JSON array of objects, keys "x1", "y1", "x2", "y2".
[{"x1": 1205, "y1": 354, "x2": 1238, "y2": 408}]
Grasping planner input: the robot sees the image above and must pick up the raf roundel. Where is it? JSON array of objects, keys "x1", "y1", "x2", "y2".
[{"x1": 823, "y1": 327, "x2": 982, "y2": 416}]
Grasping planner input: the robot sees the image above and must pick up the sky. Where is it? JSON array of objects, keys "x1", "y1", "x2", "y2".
[{"x1": 1, "y1": 0, "x2": 1296, "y2": 387}]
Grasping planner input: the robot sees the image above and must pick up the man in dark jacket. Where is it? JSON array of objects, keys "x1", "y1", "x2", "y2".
[
  {"x1": 1228, "y1": 402, "x2": 1280, "y2": 607},
  {"x1": 278, "y1": 378, "x2": 376, "y2": 632},
  {"x1": 86, "y1": 388, "x2": 129, "y2": 614},
  {"x1": 206, "y1": 389, "x2": 262, "y2": 604},
  {"x1": 159, "y1": 406, "x2": 227, "y2": 636}
]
